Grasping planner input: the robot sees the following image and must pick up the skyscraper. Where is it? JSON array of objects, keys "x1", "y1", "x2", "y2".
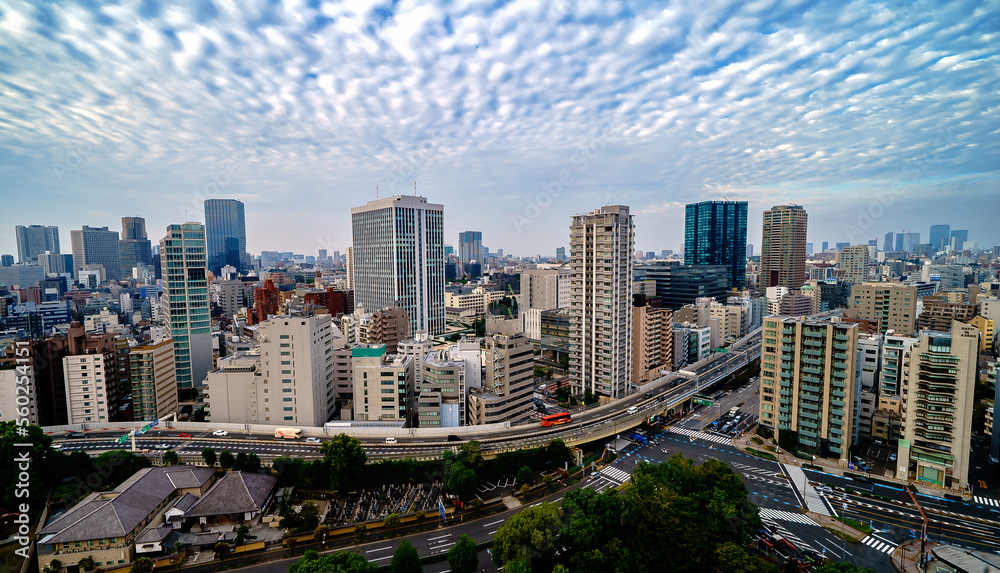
[
  {"x1": 883, "y1": 232, "x2": 893, "y2": 251},
  {"x1": 929, "y1": 224, "x2": 950, "y2": 251},
  {"x1": 895, "y1": 233, "x2": 905, "y2": 252},
  {"x1": 458, "y1": 231, "x2": 484, "y2": 265},
  {"x1": 118, "y1": 216, "x2": 153, "y2": 278},
  {"x1": 683, "y1": 200, "x2": 748, "y2": 290},
  {"x1": 761, "y1": 205, "x2": 808, "y2": 289},
  {"x1": 160, "y1": 223, "x2": 212, "y2": 389},
  {"x1": 204, "y1": 199, "x2": 248, "y2": 275},
  {"x1": 949, "y1": 229, "x2": 968, "y2": 250},
  {"x1": 70, "y1": 226, "x2": 121, "y2": 280},
  {"x1": 15, "y1": 225, "x2": 60, "y2": 263},
  {"x1": 569, "y1": 205, "x2": 634, "y2": 399},
  {"x1": 351, "y1": 195, "x2": 445, "y2": 335}
]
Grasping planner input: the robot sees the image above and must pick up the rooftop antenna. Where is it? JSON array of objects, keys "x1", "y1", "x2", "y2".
[
  {"x1": 414, "y1": 181, "x2": 417, "y2": 196},
  {"x1": 376, "y1": 185, "x2": 379, "y2": 199}
]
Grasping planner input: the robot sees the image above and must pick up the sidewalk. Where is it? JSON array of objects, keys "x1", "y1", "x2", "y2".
[{"x1": 731, "y1": 432, "x2": 968, "y2": 502}]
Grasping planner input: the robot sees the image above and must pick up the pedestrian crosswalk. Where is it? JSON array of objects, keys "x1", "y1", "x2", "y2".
[
  {"x1": 598, "y1": 466, "x2": 632, "y2": 484},
  {"x1": 758, "y1": 507, "x2": 817, "y2": 526},
  {"x1": 974, "y1": 496, "x2": 1000, "y2": 508},
  {"x1": 764, "y1": 521, "x2": 816, "y2": 553},
  {"x1": 667, "y1": 427, "x2": 733, "y2": 445},
  {"x1": 860, "y1": 535, "x2": 895, "y2": 554}
]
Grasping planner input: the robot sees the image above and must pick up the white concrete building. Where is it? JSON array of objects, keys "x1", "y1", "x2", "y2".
[{"x1": 351, "y1": 344, "x2": 414, "y2": 424}]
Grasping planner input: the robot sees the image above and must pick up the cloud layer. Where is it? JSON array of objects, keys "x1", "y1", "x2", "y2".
[{"x1": 0, "y1": 0, "x2": 997, "y2": 256}]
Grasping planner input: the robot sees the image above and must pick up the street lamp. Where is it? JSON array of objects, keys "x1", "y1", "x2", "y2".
[{"x1": 841, "y1": 497, "x2": 847, "y2": 562}]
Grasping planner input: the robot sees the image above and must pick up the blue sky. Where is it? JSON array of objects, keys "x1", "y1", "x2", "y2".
[{"x1": 1, "y1": 0, "x2": 998, "y2": 258}]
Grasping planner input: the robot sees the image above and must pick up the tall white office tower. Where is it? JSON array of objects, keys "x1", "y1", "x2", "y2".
[
  {"x1": 351, "y1": 196, "x2": 445, "y2": 335},
  {"x1": 160, "y1": 223, "x2": 212, "y2": 389}
]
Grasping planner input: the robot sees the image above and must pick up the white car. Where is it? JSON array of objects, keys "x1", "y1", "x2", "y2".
[
  {"x1": 212, "y1": 430, "x2": 229, "y2": 437},
  {"x1": 305, "y1": 437, "x2": 321, "y2": 443},
  {"x1": 154, "y1": 444, "x2": 170, "y2": 449}
]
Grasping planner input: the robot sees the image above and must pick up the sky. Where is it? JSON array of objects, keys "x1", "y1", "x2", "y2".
[{"x1": 1, "y1": 0, "x2": 998, "y2": 259}]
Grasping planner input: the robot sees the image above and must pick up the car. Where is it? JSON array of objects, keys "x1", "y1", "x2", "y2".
[
  {"x1": 888, "y1": 453, "x2": 897, "y2": 462},
  {"x1": 177, "y1": 433, "x2": 193, "y2": 438},
  {"x1": 385, "y1": 437, "x2": 398, "y2": 444},
  {"x1": 815, "y1": 485, "x2": 833, "y2": 493},
  {"x1": 447, "y1": 435, "x2": 462, "y2": 442},
  {"x1": 626, "y1": 406, "x2": 639, "y2": 415},
  {"x1": 853, "y1": 475, "x2": 872, "y2": 484},
  {"x1": 154, "y1": 444, "x2": 170, "y2": 449},
  {"x1": 212, "y1": 430, "x2": 229, "y2": 437},
  {"x1": 52, "y1": 444, "x2": 64, "y2": 451},
  {"x1": 661, "y1": 448, "x2": 668, "y2": 454},
  {"x1": 66, "y1": 432, "x2": 89, "y2": 439},
  {"x1": 305, "y1": 437, "x2": 321, "y2": 443}
]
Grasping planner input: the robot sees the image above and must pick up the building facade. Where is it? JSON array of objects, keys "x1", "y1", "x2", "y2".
[
  {"x1": 760, "y1": 205, "x2": 808, "y2": 289},
  {"x1": 204, "y1": 199, "x2": 248, "y2": 274},
  {"x1": 632, "y1": 296, "x2": 674, "y2": 384},
  {"x1": 468, "y1": 333, "x2": 534, "y2": 425},
  {"x1": 351, "y1": 196, "x2": 445, "y2": 335},
  {"x1": 119, "y1": 217, "x2": 153, "y2": 279},
  {"x1": 351, "y1": 344, "x2": 414, "y2": 424},
  {"x1": 458, "y1": 231, "x2": 483, "y2": 266},
  {"x1": 683, "y1": 200, "x2": 748, "y2": 290},
  {"x1": 16, "y1": 225, "x2": 60, "y2": 263},
  {"x1": 845, "y1": 282, "x2": 918, "y2": 335},
  {"x1": 160, "y1": 223, "x2": 212, "y2": 389},
  {"x1": 129, "y1": 338, "x2": 178, "y2": 421},
  {"x1": 758, "y1": 316, "x2": 858, "y2": 463},
  {"x1": 569, "y1": 205, "x2": 634, "y2": 399},
  {"x1": 71, "y1": 226, "x2": 121, "y2": 280},
  {"x1": 838, "y1": 245, "x2": 870, "y2": 284}
]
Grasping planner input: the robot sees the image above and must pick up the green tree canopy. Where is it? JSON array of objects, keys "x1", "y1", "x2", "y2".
[
  {"x1": 321, "y1": 434, "x2": 367, "y2": 492},
  {"x1": 447, "y1": 534, "x2": 478, "y2": 573},
  {"x1": 162, "y1": 450, "x2": 179, "y2": 465},
  {"x1": 201, "y1": 447, "x2": 217, "y2": 467},
  {"x1": 390, "y1": 540, "x2": 422, "y2": 573},
  {"x1": 219, "y1": 450, "x2": 235, "y2": 470},
  {"x1": 445, "y1": 462, "x2": 479, "y2": 501},
  {"x1": 715, "y1": 543, "x2": 780, "y2": 573},
  {"x1": 129, "y1": 557, "x2": 153, "y2": 573},
  {"x1": 289, "y1": 550, "x2": 377, "y2": 573},
  {"x1": 515, "y1": 465, "x2": 534, "y2": 486},
  {"x1": 812, "y1": 564, "x2": 877, "y2": 573},
  {"x1": 493, "y1": 502, "x2": 562, "y2": 568}
]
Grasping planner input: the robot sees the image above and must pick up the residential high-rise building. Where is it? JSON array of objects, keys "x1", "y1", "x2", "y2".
[
  {"x1": 929, "y1": 224, "x2": 950, "y2": 251},
  {"x1": 204, "y1": 199, "x2": 248, "y2": 274},
  {"x1": 351, "y1": 344, "x2": 414, "y2": 424},
  {"x1": 880, "y1": 333, "x2": 916, "y2": 396},
  {"x1": 205, "y1": 314, "x2": 343, "y2": 425},
  {"x1": 555, "y1": 247, "x2": 566, "y2": 261},
  {"x1": 351, "y1": 195, "x2": 445, "y2": 335},
  {"x1": 916, "y1": 294, "x2": 978, "y2": 332},
  {"x1": 160, "y1": 223, "x2": 212, "y2": 389},
  {"x1": 129, "y1": 338, "x2": 178, "y2": 421},
  {"x1": 62, "y1": 323, "x2": 125, "y2": 424},
  {"x1": 345, "y1": 246, "x2": 354, "y2": 289},
  {"x1": 468, "y1": 333, "x2": 535, "y2": 425},
  {"x1": 458, "y1": 231, "x2": 484, "y2": 265},
  {"x1": 838, "y1": 245, "x2": 870, "y2": 284},
  {"x1": 118, "y1": 216, "x2": 153, "y2": 278},
  {"x1": 71, "y1": 226, "x2": 121, "y2": 280},
  {"x1": 845, "y1": 282, "x2": 918, "y2": 335},
  {"x1": 684, "y1": 200, "x2": 748, "y2": 290},
  {"x1": 15, "y1": 225, "x2": 60, "y2": 263},
  {"x1": 418, "y1": 349, "x2": 467, "y2": 427},
  {"x1": 758, "y1": 316, "x2": 858, "y2": 462},
  {"x1": 218, "y1": 280, "x2": 243, "y2": 318},
  {"x1": 632, "y1": 295, "x2": 674, "y2": 385},
  {"x1": 897, "y1": 321, "x2": 979, "y2": 490},
  {"x1": 761, "y1": 205, "x2": 808, "y2": 289},
  {"x1": 569, "y1": 205, "x2": 634, "y2": 399},
  {"x1": 521, "y1": 268, "x2": 571, "y2": 311}
]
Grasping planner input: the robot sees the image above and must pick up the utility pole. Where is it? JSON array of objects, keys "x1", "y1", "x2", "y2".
[
  {"x1": 905, "y1": 486, "x2": 929, "y2": 563},
  {"x1": 841, "y1": 496, "x2": 847, "y2": 562}
]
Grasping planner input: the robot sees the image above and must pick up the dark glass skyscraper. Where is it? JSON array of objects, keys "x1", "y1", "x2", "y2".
[
  {"x1": 683, "y1": 200, "x2": 747, "y2": 290},
  {"x1": 118, "y1": 216, "x2": 152, "y2": 277},
  {"x1": 929, "y1": 224, "x2": 950, "y2": 251},
  {"x1": 204, "y1": 199, "x2": 247, "y2": 275}
]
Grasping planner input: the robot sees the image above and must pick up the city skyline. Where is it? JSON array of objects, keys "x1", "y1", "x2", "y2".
[{"x1": 0, "y1": 0, "x2": 997, "y2": 257}]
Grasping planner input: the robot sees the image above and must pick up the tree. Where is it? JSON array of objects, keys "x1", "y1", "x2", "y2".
[
  {"x1": 383, "y1": 513, "x2": 402, "y2": 536},
  {"x1": 355, "y1": 524, "x2": 369, "y2": 543},
  {"x1": 519, "y1": 484, "x2": 531, "y2": 496},
  {"x1": 715, "y1": 543, "x2": 779, "y2": 573},
  {"x1": 234, "y1": 524, "x2": 257, "y2": 546},
  {"x1": 235, "y1": 451, "x2": 250, "y2": 471},
  {"x1": 296, "y1": 502, "x2": 320, "y2": 532},
  {"x1": 446, "y1": 462, "x2": 479, "y2": 501},
  {"x1": 558, "y1": 355, "x2": 570, "y2": 370},
  {"x1": 458, "y1": 440, "x2": 483, "y2": 469},
  {"x1": 180, "y1": 404, "x2": 194, "y2": 417},
  {"x1": 543, "y1": 474, "x2": 555, "y2": 492},
  {"x1": 321, "y1": 434, "x2": 367, "y2": 492},
  {"x1": 243, "y1": 452, "x2": 262, "y2": 473},
  {"x1": 448, "y1": 333, "x2": 462, "y2": 342},
  {"x1": 415, "y1": 510, "x2": 427, "y2": 531},
  {"x1": 447, "y1": 534, "x2": 478, "y2": 573},
  {"x1": 390, "y1": 540, "x2": 422, "y2": 573},
  {"x1": 547, "y1": 439, "x2": 570, "y2": 465},
  {"x1": 493, "y1": 502, "x2": 561, "y2": 568},
  {"x1": 516, "y1": 465, "x2": 534, "y2": 486},
  {"x1": 201, "y1": 447, "x2": 217, "y2": 467},
  {"x1": 43, "y1": 560, "x2": 63, "y2": 573},
  {"x1": 171, "y1": 543, "x2": 187, "y2": 570},
  {"x1": 219, "y1": 450, "x2": 235, "y2": 470},
  {"x1": 162, "y1": 450, "x2": 179, "y2": 465},
  {"x1": 192, "y1": 406, "x2": 207, "y2": 422},
  {"x1": 313, "y1": 525, "x2": 330, "y2": 542},
  {"x1": 213, "y1": 542, "x2": 231, "y2": 562},
  {"x1": 78, "y1": 556, "x2": 95, "y2": 572},
  {"x1": 129, "y1": 557, "x2": 153, "y2": 573},
  {"x1": 289, "y1": 550, "x2": 377, "y2": 573}
]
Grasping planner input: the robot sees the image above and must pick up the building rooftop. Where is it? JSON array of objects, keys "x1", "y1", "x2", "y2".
[{"x1": 184, "y1": 472, "x2": 277, "y2": 518}]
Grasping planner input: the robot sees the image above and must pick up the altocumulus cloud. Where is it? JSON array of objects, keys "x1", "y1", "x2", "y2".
[{"x1": 0, "y1": 0, "x2": 996, "y2": 254}]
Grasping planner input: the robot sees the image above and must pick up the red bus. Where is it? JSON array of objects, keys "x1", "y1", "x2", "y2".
[{"x1": 541, "y1": 412, "x2": 572, "y2": 427}]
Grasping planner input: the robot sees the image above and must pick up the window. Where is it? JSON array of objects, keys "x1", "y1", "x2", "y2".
[
  {"x1": 280, "y1": 335, "x2": 290, "y2": 339},
  {"x1": 283, "y1": 388, "x2": 293, "y2": 393}
]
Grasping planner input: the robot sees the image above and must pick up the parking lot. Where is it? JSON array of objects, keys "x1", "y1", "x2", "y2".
[{"x1": 852, "y1": 442, "x2": 896, "y2": 478}]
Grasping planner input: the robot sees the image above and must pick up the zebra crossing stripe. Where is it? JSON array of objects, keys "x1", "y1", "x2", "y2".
[
  {"x1": 861, "y1": 536, "x2": 894, "y2": 554},
  {"x1": 974, "y1": 496, "x2": 1000, "y2": 508},
  {"x1": 668, "y1": 428, "x2": 733, "y2": 445},
  {"x1": 759, "y1": 507, "x2": 817, "y2": 526},
  {"x1": 600, "y1": 467, "x2": 632, "y2": 483}
]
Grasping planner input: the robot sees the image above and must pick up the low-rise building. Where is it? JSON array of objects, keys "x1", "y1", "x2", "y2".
[
  {"x1": 468, "y1": 333, "x2": 534, "y2": 426},
  {"x1": 352, "y1": 344, "x2": 414, "y2": 424},
  {"x1": 129, "y1": 338, "x2": 178, "y2": 421}
]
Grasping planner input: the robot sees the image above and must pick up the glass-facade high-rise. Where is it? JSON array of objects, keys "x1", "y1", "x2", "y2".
[
  {"x1": 15, "y1": 225, "x2": 60, "y2": 263},
  {"x1": 929, "y1": 224, "x2": 950, "y2": 251},
  {"x1": 351, "y1": 196, "x2": 445, "y2": 336},
  {"x1": 204, "y1": 199, "x2": 247, "y2": 275},
  {"x1": 458, "y1": 231, "x2": 483, "y2": 265},
  {"x1": 118, "y1": 216, "x2": 152, "y2": 278},
  {"x1": 683, "y1": 200, "x2": 747, "y2": 290},
  {"x1": 160, "y1": 223, "x2": 212, "y2": 388}
]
